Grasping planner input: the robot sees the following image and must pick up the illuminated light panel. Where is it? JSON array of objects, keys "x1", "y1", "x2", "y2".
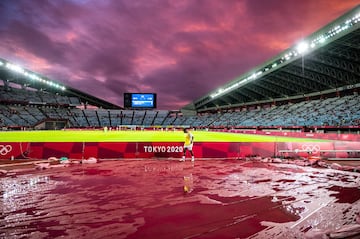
[
  {"x1": 6, "y1": 63, "x2": 25, "y2": 73},
  {"x1": 2, "y1": 61, "x2": 66, "y2": 91},
  {"x1": 296, "y1": 42, "x2": 309, "y2": 54}
]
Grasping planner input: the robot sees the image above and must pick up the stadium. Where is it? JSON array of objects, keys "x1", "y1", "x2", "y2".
[{"x1": 0, "y1": 4, "x2": 360, "y2": 239}]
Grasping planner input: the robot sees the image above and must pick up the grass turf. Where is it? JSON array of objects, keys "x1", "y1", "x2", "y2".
[{"x1": 0, "y1": 130, "x2": 329, "y2": 143}]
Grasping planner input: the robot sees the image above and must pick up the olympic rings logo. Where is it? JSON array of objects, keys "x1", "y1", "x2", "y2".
[
  {"x1": 301, "y1": 144, "x2": 320, "y2": 153},
  {"x1": 0, "y1": 145, "x2": 12, "y2": 155}
]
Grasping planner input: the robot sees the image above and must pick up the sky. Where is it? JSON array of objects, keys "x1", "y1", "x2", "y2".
[{"x1": 0, "y1": 0, "x2": 358, "y2": 110}]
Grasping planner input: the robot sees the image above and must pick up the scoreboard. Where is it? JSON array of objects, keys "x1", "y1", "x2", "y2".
[{"x1": 124, "y1": 93, "x2": 157, "y2": 109}]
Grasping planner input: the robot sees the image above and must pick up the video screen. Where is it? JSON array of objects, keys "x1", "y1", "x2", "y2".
[{"x1": 124, "y1": 93, "x2": 157, "y2": 108}]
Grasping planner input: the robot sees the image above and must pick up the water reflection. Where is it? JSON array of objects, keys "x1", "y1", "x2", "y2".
[
  {"x1": 183, "y1": 173, "x2": 193, "y2": 193},
  {"x1": 0, "y1": 160, "x2": 359, "y2": 239},
  {"x1": 2, "y1": 175, "x2": 54, "y2": 207}
]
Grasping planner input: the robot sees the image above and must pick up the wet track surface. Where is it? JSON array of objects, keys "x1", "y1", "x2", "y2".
[{"x1": 0, "y1": 159, "x2": 359, "y2": 238}]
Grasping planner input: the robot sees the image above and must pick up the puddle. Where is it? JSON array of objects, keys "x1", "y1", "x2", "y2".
[{"x1": 0, "y1": 159, "x2": 359, "y2": 238}]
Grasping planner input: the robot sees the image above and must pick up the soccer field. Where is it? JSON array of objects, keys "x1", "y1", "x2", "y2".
[{"x1": 0, "y1": 130, "x2": 329, "y2": 143}]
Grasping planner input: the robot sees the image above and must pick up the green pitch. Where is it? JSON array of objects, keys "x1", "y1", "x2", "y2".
[{"x1": 0, "y1": 130, "x2": 329, "y2": 143}]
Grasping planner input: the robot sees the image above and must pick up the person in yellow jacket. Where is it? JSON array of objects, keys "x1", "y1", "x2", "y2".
[{"x1": 180, "y1": 128, "x2": 194, "y2": 162}]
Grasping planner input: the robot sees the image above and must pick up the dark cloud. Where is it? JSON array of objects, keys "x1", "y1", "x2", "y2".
[
  {"x1": 0, "y1": 0, "x2": 358, "y2": 109},
  {"x1": 4, "y1": 21, "x2": 69, "y2": 63}
]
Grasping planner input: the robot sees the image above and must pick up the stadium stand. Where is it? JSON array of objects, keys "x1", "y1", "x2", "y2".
[
  {"x1": 132, "y1": 110, "x2": 145, "y2": 125},
  {"x1": 97, "y1": 109, "x2": 111, "y2": 127},
  {"x1": 1, "y1": 71, "x2": 360, "y2": 130},
  {"x1": 108, "y1": 110, "x2": 122, "y2": 127},
  {"x1": 121, "y1": 110, "x2": 134, "y2": 125},
  {"x1": 1, "y1": 89, "x2": 360, "y2": 130},
  {"x1": 152, "y1": 110, "x2": 169, "y2": 125},
  {"x1": 142, "y1": 110, "x2": 157, "y2": 126},
  {"x1": 205, "y1": 94, "x2": 360, "y2": 128},
  {"x1": 83, "y1": 109, "x2": 100, "y2": 127}
]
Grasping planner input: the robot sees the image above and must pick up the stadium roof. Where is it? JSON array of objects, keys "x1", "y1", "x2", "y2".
[
  {"x1": 188, "y1": 5, "x2": 360, "y2": 113},
  {"x1": 0, "y1": 58, "x2": 122, "y2": 109}
]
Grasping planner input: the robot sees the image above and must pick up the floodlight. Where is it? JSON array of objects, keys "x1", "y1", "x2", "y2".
[
  {"x1": 6, "y1": 63, "x2": 24, "y2": 73},
  {"x1": 296, "y1": 42, "x2": 309, "y2": 54}
]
